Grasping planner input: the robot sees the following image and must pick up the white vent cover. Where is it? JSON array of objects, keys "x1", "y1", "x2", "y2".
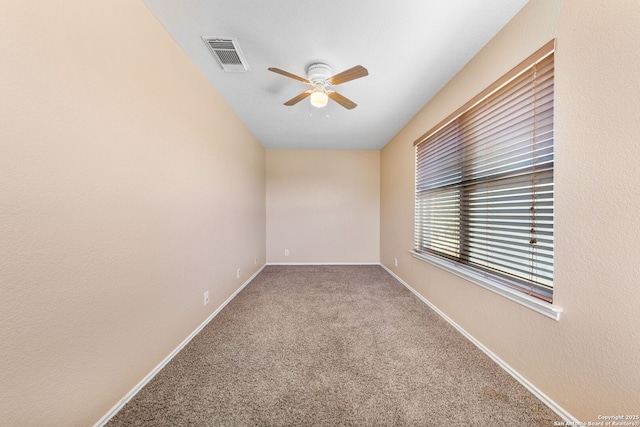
[{"x1": 202, "y1": 37, "x2": 250, "y2": 72}]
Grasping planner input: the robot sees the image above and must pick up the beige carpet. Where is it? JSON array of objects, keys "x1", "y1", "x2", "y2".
[{"x1": 107, "y1": 265, "x2": 558, "y2": 426}]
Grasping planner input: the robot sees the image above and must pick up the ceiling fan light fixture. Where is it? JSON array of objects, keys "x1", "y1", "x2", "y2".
[
  {"x1": 310, "y1": 88, "x2": 329, "y2": 108},
  {"x1": 268, "y1": 63, "x2": 367, "y2": 110}
]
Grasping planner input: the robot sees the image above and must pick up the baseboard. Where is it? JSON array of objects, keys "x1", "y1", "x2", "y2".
[
  {"x1": 266, "y1": 262, "x2": 380, "y2": 266},
  {"x1": 94, "y1": 264, "x2": 266, "y2": 427},
  {"x1": 379, "y1": 264, "x2": 579, "y2": 424}
]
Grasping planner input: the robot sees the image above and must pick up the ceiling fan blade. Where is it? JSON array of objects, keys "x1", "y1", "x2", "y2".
[
  {"x1": 327, "y1": 65, "x2": 369, "y2": 85},
  {"x1": 268, "y1": 67, "x2": 310, "y2": 84},
  {"x1": 284, "y1": 90, "x2": 313, "y2": 106},
  {"x1": 328, "y1": 91, "x2": 357, "y2": 110}
]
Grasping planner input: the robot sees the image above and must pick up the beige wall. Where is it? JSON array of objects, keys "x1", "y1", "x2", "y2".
[
  {"x1": 266, "y1": 150, "x2": 379, "y2": 264},
  {"x1": 381, "y1": 0, "x2": 640, "y2": 421},
  {"x1": 0, "y1": 1, "x2": 265, "y2": 425}
]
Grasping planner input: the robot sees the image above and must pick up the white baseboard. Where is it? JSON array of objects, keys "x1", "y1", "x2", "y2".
[
  {"x1": 94, "y1": 264, "x2": 266, "y2": 427},
  {"x1": 379, "y1": 264, "x2": 578, "y2": 424},
  {"x1": 266, "y1": 262, "x2": 380, "y2": 266}
]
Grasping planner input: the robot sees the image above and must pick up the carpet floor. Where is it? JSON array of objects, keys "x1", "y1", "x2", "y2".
[{"x1": 107, "y1": 265, "x2": 558, "y2": 426}]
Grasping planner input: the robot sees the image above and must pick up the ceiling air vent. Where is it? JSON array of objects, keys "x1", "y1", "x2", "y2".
[{"x1": 202, "y1": 37, "x2": 250, "y2": 72}]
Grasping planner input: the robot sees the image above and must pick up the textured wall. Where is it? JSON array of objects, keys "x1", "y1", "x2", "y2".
[
  {"x1": 266, "y1": 150, "x2": 380, "y2": 264},
  {"x1": 381, "y1": 0, "x2": 640, "y2": 421},
  {"x1": 0, "y1": 1, "x2": 265, "y2": 425}
]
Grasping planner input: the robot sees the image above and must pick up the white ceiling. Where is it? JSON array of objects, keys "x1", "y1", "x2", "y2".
[{"x1": 142, "y1": 0, "x2": 528, "y2": 150}]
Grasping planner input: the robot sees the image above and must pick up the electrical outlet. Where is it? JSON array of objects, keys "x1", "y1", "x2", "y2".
[
  {"x1": 236, "y1": 268, "x2": 240, "y2": 279},
  {"x1": 394, "y1": 258, "x2": 398, "y2": 267},
  {"x1": 204, "y1": 291, "x2": 209, "y2": 306},
  {"x1": 284, "y1": 249, "x2": 289, "y2": 256},
  {"x1": 254, "y1": 257, "x2": 257, "y2": 265}
]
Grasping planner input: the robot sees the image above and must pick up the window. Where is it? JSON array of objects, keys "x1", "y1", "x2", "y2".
[{"x1": 414, "y1": 40, "x2": 555, "y2": 304}]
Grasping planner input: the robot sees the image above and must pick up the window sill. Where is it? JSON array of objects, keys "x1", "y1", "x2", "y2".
[{"x1": 410, "y1": 251, "x2": 562, "y2": 321}]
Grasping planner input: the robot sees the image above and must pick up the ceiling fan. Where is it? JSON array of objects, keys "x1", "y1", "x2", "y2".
[{"x1": 268, "y1": 63, "x2": 368, "y2": 110}]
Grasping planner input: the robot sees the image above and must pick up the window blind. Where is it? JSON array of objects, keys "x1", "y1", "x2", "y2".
[{"x1": 415, "y1": 40, "x2": 555, "y2": 302}]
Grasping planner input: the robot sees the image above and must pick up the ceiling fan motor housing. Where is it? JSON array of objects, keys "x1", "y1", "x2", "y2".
[{"x1": 306, "y1": 63, "x2": 332, "y2": 84}]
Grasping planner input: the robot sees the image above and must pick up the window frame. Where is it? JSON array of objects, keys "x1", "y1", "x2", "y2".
[{"x1": 412, "y1": 40, "x2": 562, "y2": 320}]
